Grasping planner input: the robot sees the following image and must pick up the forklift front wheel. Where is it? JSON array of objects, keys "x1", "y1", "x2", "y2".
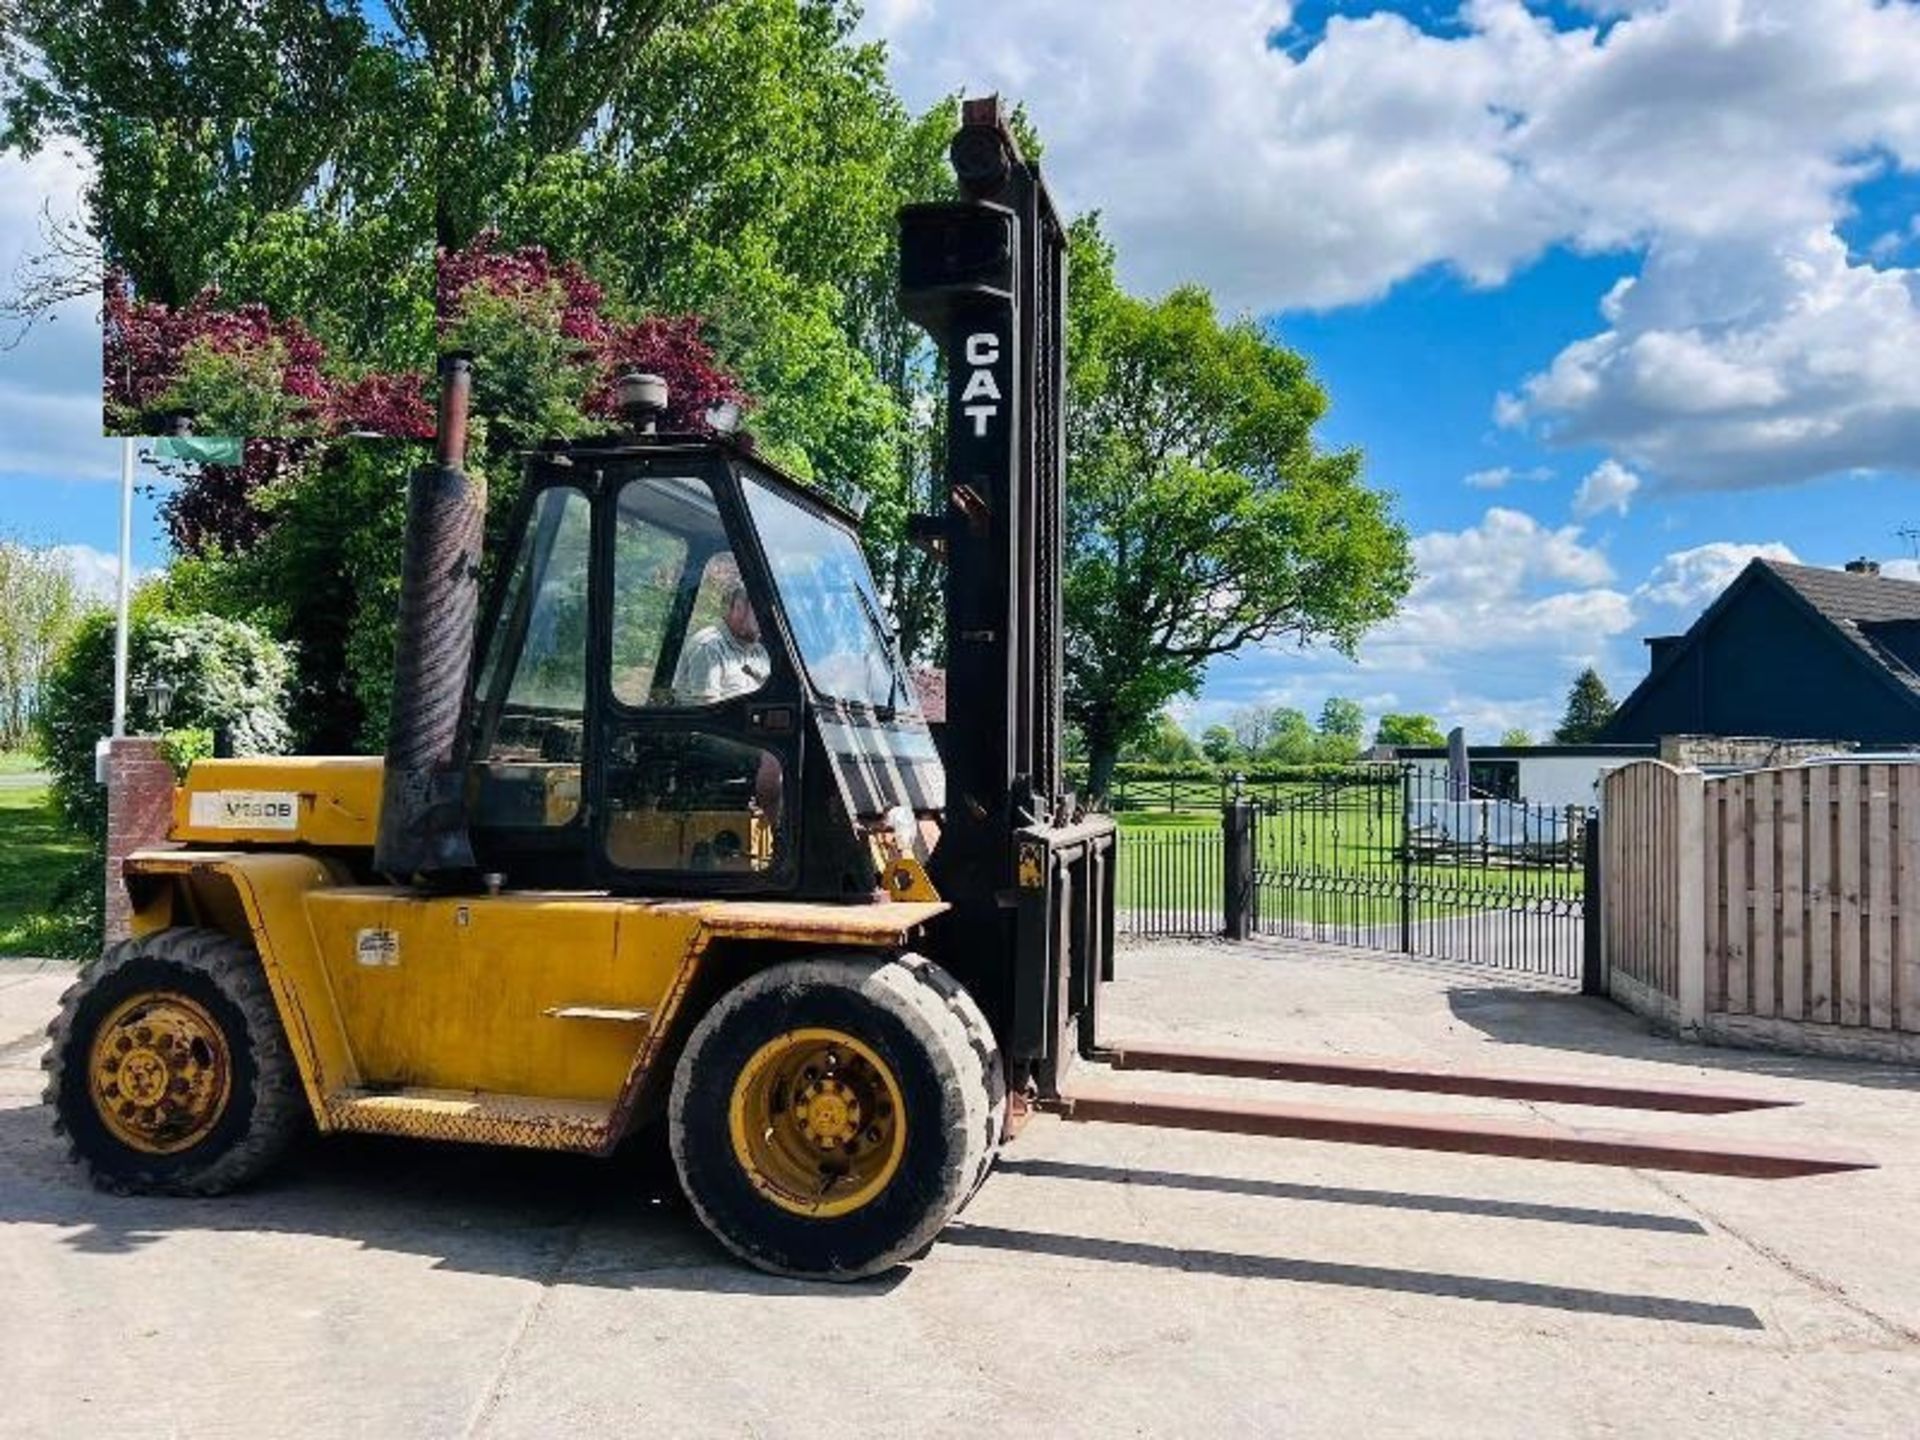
[{"x1": 669, "y1": 952, "x2": 1002, "y2": 1281}]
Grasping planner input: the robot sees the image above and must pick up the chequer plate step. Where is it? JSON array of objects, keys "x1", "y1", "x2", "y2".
[{"x1": 324, "y1": 1087, "x2": 614, "y2": 1152}]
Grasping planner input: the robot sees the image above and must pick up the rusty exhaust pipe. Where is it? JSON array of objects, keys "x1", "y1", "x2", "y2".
[{"x1": 374, "y1": 353, "x2": 484, "y2": 885}]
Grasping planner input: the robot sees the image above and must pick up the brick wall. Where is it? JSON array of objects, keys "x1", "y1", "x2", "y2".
[{"x1": 104, "y1": 737, "x2": 177, "y2": 943}]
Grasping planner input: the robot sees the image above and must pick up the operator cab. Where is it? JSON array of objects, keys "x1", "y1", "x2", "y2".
[{"x1": 465, "y1": 427, "x2": 943, "y2": 900}]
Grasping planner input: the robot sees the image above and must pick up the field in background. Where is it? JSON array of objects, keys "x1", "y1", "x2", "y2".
[{"x1": 0, "y1": 754, "x2": 87, "y2": 957}]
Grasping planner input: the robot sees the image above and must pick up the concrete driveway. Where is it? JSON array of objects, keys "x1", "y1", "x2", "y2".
[{"x1": 3, "y1": 943, "x2": 1918, "y2": 1438}]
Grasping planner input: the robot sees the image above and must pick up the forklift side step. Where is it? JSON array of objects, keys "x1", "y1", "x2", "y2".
[
  {"x1": 1093, "y1": 1040, "x2": 1794, "y2": 1115},
  {"x1": 325, "y1": 1088, "x2": 613, "y2": 1153},
  {"x1": 1049, "y1": 1084, "x2": 1873, "y2": 1179}
]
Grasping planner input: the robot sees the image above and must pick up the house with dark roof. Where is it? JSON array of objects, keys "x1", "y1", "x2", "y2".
[{"x1": 1603, "y1": 559, "x2": 1920, "y2": 746}]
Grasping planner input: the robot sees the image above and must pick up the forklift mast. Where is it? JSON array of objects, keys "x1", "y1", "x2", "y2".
[{"x1": 900, "y1": 98, "x2": 1116, "y2": 1094}]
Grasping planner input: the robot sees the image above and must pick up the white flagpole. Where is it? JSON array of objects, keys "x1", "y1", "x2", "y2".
[{"x1": 112, "y1": 436, "x2": 134, "y2": 738}]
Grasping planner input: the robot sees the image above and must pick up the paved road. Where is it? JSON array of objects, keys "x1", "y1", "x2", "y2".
[{"x1": 3, "y1": 945, "x2": 1918, "y2": 1438}]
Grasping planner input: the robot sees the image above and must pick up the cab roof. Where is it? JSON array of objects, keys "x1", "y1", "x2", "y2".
[{"x1": 529, "y1": 431, "x2": 866, "y2": 531}]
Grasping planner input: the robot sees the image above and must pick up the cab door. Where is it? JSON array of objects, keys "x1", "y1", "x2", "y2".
[
  {"x1": 594, "y1": 461, "x2": 803, "y2": 893},
  {"x1": 467, "y1": 481, "x2": 598, "y2": 887}
]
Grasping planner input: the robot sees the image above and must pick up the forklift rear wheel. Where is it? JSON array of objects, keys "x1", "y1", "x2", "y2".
[
  {"x1": 669, "y1": 952, "x2": 1002, "y2": 1280},
  {"x1": 45, "y1": 928, "x2": 303, "y2": 1196}
]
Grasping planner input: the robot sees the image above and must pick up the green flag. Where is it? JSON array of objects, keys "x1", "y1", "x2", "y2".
[{"x1": 152, "y1": 435, "x2": 245, "y2": 465}]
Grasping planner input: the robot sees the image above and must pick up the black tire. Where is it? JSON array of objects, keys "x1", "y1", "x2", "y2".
[
  {"x1": 908, "y1": 955, "x2": 1008, "y2": 1207},
  {"x1": 668, "y1": 952, "x2": 1003, "y2": 1280},
  {"x1": 44, "y1": 927, "x2": 303, "y2": 1196}
]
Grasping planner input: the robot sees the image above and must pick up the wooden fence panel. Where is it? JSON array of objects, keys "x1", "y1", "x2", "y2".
[
  {"x1": 1901, "y1": 766, "x2": 1919, "y2": 1030},
  {"x1": 1779, "y1": 768, "x2": 1804, "y2": 1021},
  {"x1": 1705, "y1": 780, "x2": 1724, "y2": 1012},
  {"x1": 1838, "y1": 767, "x2": 1862, "y2": 1028},
  {"x1": 1808, "y1": 766, "x2": 1834, "y2": 1025},
  {"x1": 1751, "y1": 771, "x2": 1776, "y2": 1018},
  {"x1": 1698, "y1": 763, "x2": 1917, "y2": 1034},
  {"x1": 1869, "y1": 766, "x2": 1894, "y2": 1030},
  {"x1": 1725, "y1": 775, "x2": 1749, "y2": 1014},
  {"x1": 1605, "y1": 761, "x2": 1920, "y2": 1037}
]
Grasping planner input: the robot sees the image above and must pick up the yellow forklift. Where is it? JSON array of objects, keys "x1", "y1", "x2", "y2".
[{"x1": 49, "y1": 100, "x2": 1867, "y2": 1280}]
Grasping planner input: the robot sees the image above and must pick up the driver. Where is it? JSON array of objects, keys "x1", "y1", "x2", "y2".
[{"x1": 673, "y1": 579, "x2": 769, "y2": 704}]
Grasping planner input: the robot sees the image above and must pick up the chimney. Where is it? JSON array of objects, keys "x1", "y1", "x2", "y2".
[{"x1": 1845, "y1": 557, "x2": 1881, "y2": 576}]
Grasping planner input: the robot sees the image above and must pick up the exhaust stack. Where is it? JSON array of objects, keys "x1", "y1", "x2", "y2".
[{"x1": 374, "y1": 353, "x2": 485, "y2": 885}]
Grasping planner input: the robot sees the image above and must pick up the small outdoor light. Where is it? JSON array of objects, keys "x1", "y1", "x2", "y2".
[
  {"x1": 1231, "y1": 771, "x2": 1246, "y2": 800},
  {"x1": 145, "y1": 677, "x2": 175, "y2": 726},
  {"x1": 616, "y1": 372, "x2": 669, "y2": 434}
]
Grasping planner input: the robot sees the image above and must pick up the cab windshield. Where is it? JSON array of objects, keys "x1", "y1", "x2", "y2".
[{"x1": 740, "y1": 469, "x2": 916, "y2": 715}]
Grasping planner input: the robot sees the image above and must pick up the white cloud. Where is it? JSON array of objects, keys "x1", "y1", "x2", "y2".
[
  {"x1": 864, "y1": 0, "x2": 1920, "y2": 311},
  {"x1": 1314, "y1": 506, "x2": 1631, "y2": 690},
  {"x1": 1636, "y1": 540, "x2": 1798, "y2": 611},
  {"x1": 1885, "y1": 558, "x2": 1920, "y2": 582},
  {"x1": 0, "y1": 150, "x2": 112, "y2": 484},
  {"x1": 1571, "y1": 458, "x2": 1641, "y2": 519},
  {"x1": 1511, "y1": 229, "x2": 1920, "y2": 488},
  {"x1": 1202, "y1": 520, "x2": 1841, "y2": 741},
  {"x1": 49, "y1": 542, "x2": 131, "y2": 602},
  {"x1": 1411, "y1": 505, "x2": 1615, "y2": 595},
  {"x1": 867, "y1": 0, "x2": 1920, "y2": 490},
  {"x1": 1464, "y1": 464, "x2": 1552, "y2": 490}
]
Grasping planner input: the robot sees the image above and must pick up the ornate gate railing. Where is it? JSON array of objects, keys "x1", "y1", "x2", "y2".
[{"x1": 1250, "y1": 766, "x2": 1589, "y2": 981}]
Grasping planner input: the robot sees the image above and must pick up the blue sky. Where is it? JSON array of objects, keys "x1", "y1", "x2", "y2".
[
  {"x1": 865, "y1": 0, "x2": 1920, "y2": 737},
  {"x1": 4, "y1": 0, "x2": 1920, "y2": 741}
]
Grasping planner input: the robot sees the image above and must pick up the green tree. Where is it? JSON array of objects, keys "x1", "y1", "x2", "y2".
[
  {"x1": 1554, "y1": 667, "x2": 1617, "y2": 743},
  {"x1": 0, "y1": 540, "x2": 87, "y2": 750},
  {"x1": 1064, "y1": 224, "x2": 1412, "y2": 797},
  {"x1": 1200, "y1": 724, "x2": 1238, "y2": 765},
  {"x1": 37, "y1": 605, "x2": 294, "y2": 840},
  {"x1": 1314, "y1": 695, "x2": 1365, "y2": 762},
  {"x1": 1262, "y1": 707, "x2": 1317, "y2": 764},
  {"x1": 1375, "y1": 713, "x2": 1446, "y2": 748},
  {"x1": 1130, "y1": 711, "x2": 1200, "y2": 765},
  {"x1": 1500, "y1": 727, "x2": 1533, "y2": 747}
]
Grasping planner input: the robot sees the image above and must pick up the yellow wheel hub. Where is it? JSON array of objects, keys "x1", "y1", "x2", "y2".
[
  {"x1": 728, "y1": 1027, "x2": 907, "y2": 1218},
  {"x1": 87, "y1": 992, "x2": 232, "y2": 1155}
]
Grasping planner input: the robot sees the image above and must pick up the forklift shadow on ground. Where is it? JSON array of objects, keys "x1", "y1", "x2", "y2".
[
  {"x1": 0, "y1": 1101, "x2": 1760, "y2": 1328},
  {"x1": 1446, "y1": 986, "x2": 1920, "y2": 1094}
]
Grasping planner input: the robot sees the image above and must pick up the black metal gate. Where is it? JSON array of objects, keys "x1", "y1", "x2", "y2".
[
  {"x1": 1251, "y1": 766, "x2": 1588, "y2": 981},
  {"x1": 1115, "y1": 823, "x2": 1223, "y2": 938}
]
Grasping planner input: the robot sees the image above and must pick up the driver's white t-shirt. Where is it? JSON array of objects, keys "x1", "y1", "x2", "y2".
[{"x1": 673, "y1": 626, "x2": 769, "y2": 704}]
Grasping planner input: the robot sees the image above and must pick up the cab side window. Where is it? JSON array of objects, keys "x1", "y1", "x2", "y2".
[
  {"x1": 469, "y1": 486, "x2": 592, "y2": 828},
  {"x1": 611, "y1": 476, "x2": 769, "y2": 709}
]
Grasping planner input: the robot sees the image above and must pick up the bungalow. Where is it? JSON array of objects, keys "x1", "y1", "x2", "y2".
[{"x1": 1604, "y1": 559, "x2": 1920, "y2": 746}]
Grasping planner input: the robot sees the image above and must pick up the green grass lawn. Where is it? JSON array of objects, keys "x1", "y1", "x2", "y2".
[
  {"x1": 0, "y1": 767, "x2": 92, "y2": 958},
  {"x1": 0, "y1": 750, "x2": 44, "y2": 776}
]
